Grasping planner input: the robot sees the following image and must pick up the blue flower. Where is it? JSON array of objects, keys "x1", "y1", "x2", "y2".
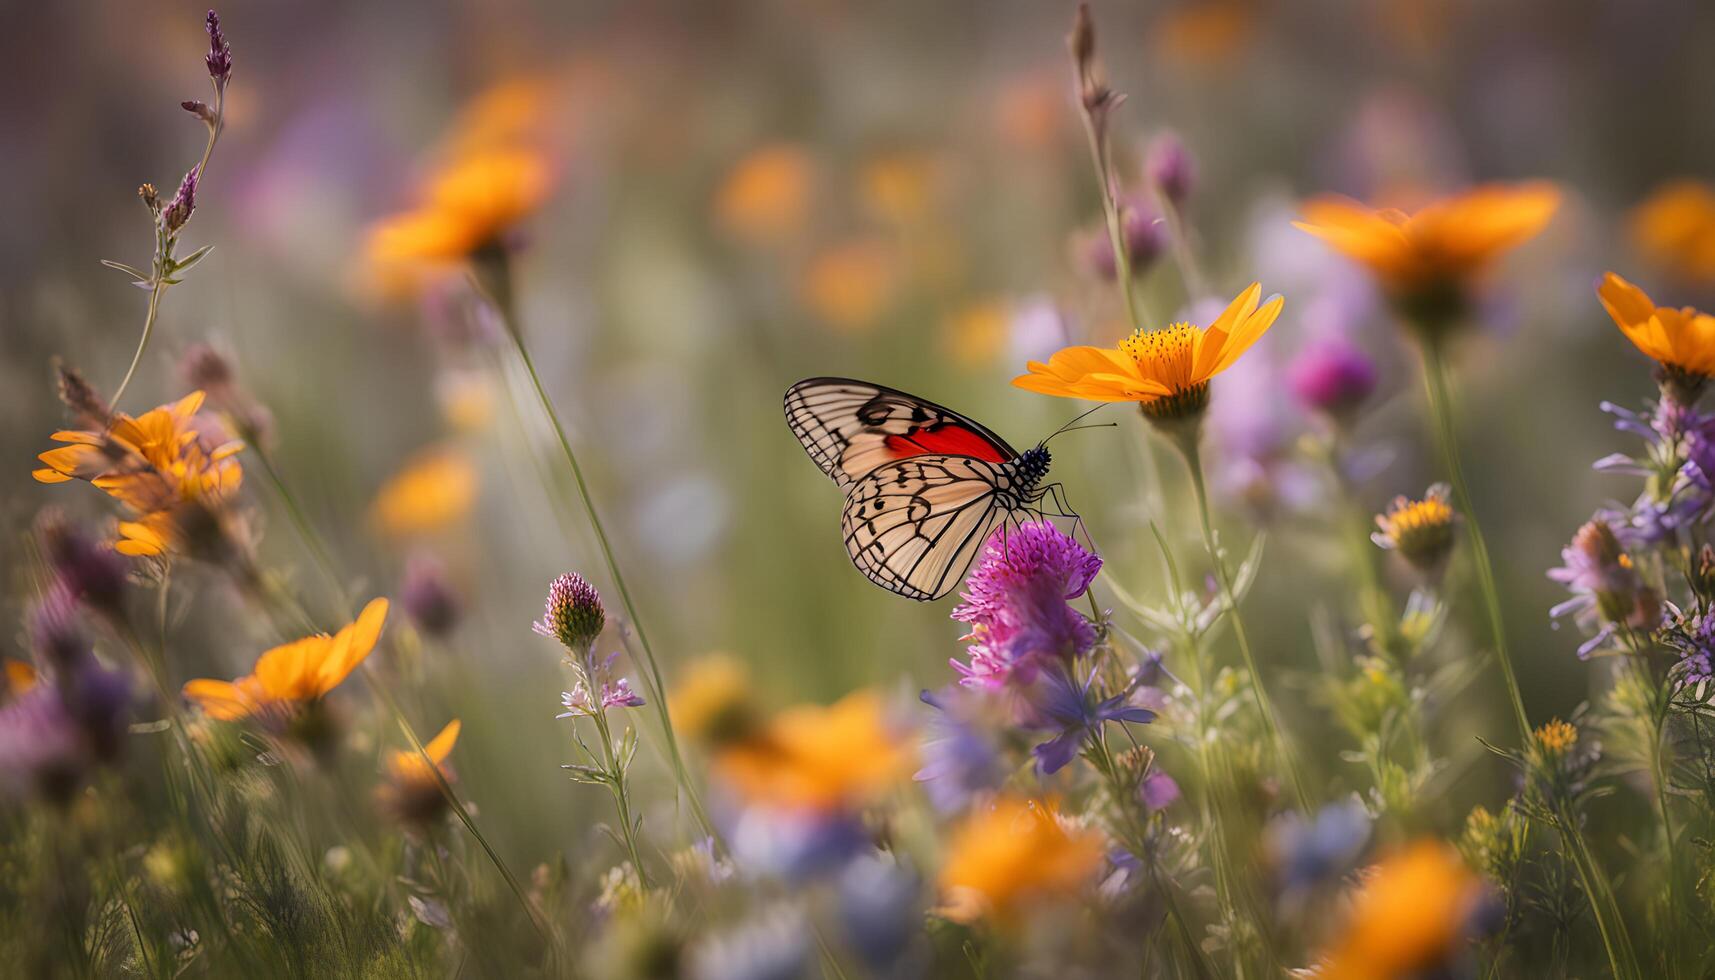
[{"x1": 1023, "y1": 667, "x2": 1155, "y2": 775}]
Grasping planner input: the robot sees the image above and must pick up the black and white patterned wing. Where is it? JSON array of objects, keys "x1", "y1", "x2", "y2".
[
  {"x1": 785, "y1": 377, "x2": 1019, "y2": 491},
  {"x1": 840, "y1": 454, "x2": 1017, "y2": 601}
]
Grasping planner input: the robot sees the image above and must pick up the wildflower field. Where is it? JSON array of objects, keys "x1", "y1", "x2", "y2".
[{"x1": 10, "y1": 3, "x2": 1715, "y2": 977}]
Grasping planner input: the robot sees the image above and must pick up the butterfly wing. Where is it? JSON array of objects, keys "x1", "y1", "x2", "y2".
[
  {"x1": 840, "y1": 454, "x2": 1019, "y2": 601},
  {"x1": 785, "y1": 378, "x2": 1020, "y2": 491}
]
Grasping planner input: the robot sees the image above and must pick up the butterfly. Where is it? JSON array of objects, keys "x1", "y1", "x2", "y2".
[{"x1": 784, "y1": 377, "x2": 1082, "y2": 601}]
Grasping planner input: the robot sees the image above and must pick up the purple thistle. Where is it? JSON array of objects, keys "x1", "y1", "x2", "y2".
[
  {"x1": 953, "y1": 520, "x2": 1102, "y2": 622},
  {"x1": 951, "y1": 522, "x2": 1101, "y2": 690},
  {"x1": 533, "y1": 573, "x2": 606, "y2": 652},
  {"x1": 204, "y1": 10, "x2": 232, "y2": 83}
]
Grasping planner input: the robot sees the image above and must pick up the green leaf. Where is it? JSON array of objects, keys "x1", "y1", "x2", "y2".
[
  {"x1": 170, "y1": 244, "x2": 214, "y2": 274},
  {"x1": 100, "y1": 258, "x2": 150, "y2": 282}
]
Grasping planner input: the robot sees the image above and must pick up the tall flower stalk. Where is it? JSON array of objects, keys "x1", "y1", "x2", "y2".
[
  {"x1": 1420, "y1": 339, "x2": 1532, "y2": 743},
  {"x1": 1174, "y1": 431, "x2": 1312, "y2": 811},
  {"x1": 475, "y1": 249, "x2": 715, "y2": 840},
  {"x1": 540, "y1": 573, "x2": 655, "y2": 885},
  {"x1": 108, "y1": 11, "x2": 232, "y2": 410}
]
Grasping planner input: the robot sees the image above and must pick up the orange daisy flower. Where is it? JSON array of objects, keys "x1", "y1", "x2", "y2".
[
  {"x1": 33, "y1": 390, "x2": 245, "y2": 557},
  {"x1": 1294, "y1": 183, "x2": 1559, "y2": 330},
  {"x1": 937, "y1": 797, "x2": 1104, "y2": 924},
  {"x1": 1013, "y1": 282, "x2": 1282, "y2": 421},
  {"x1": 182, "y1": 598, "x2": 389, "y2": 722},
  {"x1": 1598, "y1": 272, "x2": 1715, "y2": 400}
]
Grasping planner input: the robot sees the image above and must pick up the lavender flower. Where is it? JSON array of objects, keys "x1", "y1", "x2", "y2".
[
  {"x1": 836, "y1": 855, "x2": 922, "y2": 973},
  {"x1": 204, "y1": 10, "x2": 233, "y2": 84},
  {"x1": 1266, "y1": 799, "x2": 1372, "y2": 893},
  {"x1": 1140, "y1": 770, "x2": 1180, "y2": 810},
  {"x1": 1020, "y1": 666, "x2": 1155, "y2": 775},
  {"x1": 534, "y1": 573, "x2": 606, "y2": 652},
  {"x1": 1548, "y1": 519, "x2": 1660, "y2": 656},
  {"x1": 162, "y1": 167, "x2": 198, "y2": 234},
  {"x1": 601, "y1": 678, "x2": 646, "y2": 709},
  {"x1": 914, "y1": 687, "x2": 1006, "y2": 812},
  {"x1": 1663, "y1": 611, "x2": 1715, "y2": 686}
]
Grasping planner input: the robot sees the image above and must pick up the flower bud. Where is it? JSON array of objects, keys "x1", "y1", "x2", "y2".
[
  {"x1": 1146, "y1": 132, "x2": 1196, "y2": 207},
  {"x1": 400, "y1": 553, "x2": 461, "y2": 638},
  {"x1": 533, "y1": 573, "x2": 606, "y2": 653},
  {"x1": 1288, "y1": 336, "x2": 1377, "y2": 420}
]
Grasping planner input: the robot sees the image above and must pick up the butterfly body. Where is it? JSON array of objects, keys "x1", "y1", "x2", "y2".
[{"x1": 785, "y1": 378, "x2": 1069, "y2": 601}]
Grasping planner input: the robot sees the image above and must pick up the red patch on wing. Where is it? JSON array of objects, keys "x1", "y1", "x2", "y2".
[{"x1": 884, "y1": 424, "x2": 1009, "y2": 463}]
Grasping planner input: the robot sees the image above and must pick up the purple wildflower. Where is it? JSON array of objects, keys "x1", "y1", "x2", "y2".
[
  {"x1": 836, "y1": 855, "x2": 921, "y2": 973},
  {"x1": 1288, "y1": 335, "x2": 1377, "y2": 419},
  {"x1": 39, "y1": 513, "x2": 127, "y2": 614},
  {"x1": 162, "y1": 167, "x2": 198, "y2": 234},
  {"x1": 0, "y1": 689, "x2": 86, "y2": 804},
  {"x1": 1140, "y1": 770, "x2": 1180, "y2": 810},
  {"x1": 204, "y1": 10, "x2": 233, "y2": 84},
  {"x1": 951, "y1": 521, "x2": 1101, "y2": 689},
  {"x1": 1266, "y1": 799, "x2": 1372, "y2": 893},
  {"x1": 1549, "y1": 520, "x2": 1660, "y2": 656},
  {"x1": 1664, "y1": 611, "x2": 1715, "y2": 687},
  {"x1": 30, "y1": 582, "x2": 87, "y2": 670},
  {"x1": 1020, "y1": 666, "x2": 1155, "y2": 775},
  {"x1": 556, "y1": 686, "x2": 593, "y2": 718},
  {"x1": 1145, "y1": 131, "x2": 1196, "y2": 206},
  {"x1": 400, "y1": 552, "x2": 461, "y2": 637},
  {"x1": 914, "y1": 687, "x2": 1006, "y2": 813},
  {"x1": 1085, "y1": 195, "x2": 1164, "y2": 280},
  {"x1": 600, "y1": 678, "x2": 646, "y2": 709},
  {"x1": 534, "y1": 573, "x2": 605, "y2": 652}
]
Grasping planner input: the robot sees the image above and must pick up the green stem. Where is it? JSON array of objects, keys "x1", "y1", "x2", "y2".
[
  {"x1": 249, "y1": 441, "x2": 350, "y2": 615},
  {"x1": 588, "y1": 705, "x2": 653, "y2": 887},
  {"x1": 367, "y1": 673, "x2": 558, "y2": 951},
  {"x1": 1075, "y1": 91, "x2": 1145, "y2": 332},
  {"x1": 110, "y1": 280, "x2": 165, "y2": 410},
  {"x1": 488, "y1": 265, "x2": 715, "y2": 842},
  {"x1": 1418, "y1": 342, "x2": 1532, "y2": 744},
  {"x1": 1560, "y1": 807, "x2": 1643, "y2": 980},
  {"x1": 1177, "y1": 434, "x2": 1312, "y2": 811},
  {"x1": 111, "y1": 84, "x2": 224, "y2": 412}
]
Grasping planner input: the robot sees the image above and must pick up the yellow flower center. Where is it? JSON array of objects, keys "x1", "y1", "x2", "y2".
[
  {"x1": 1384, "y1": 498, "x2": 1453, "y2": 537},
  {"x1": 1534, "y1": 719, "x2": 1577, "y2": 754},
  {"x1": 1119, "y1": 322, "x2": 1200, "y2": 392}
]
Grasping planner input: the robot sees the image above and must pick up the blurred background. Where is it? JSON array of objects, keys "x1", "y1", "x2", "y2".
[{"x1": 6, "y1": 0, "x2": 1715, "y2": 861}]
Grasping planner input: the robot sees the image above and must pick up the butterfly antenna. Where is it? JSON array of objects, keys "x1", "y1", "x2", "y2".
[{"x1": 1041, "y1": 404, "x2": 1117, "y2": 446}]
